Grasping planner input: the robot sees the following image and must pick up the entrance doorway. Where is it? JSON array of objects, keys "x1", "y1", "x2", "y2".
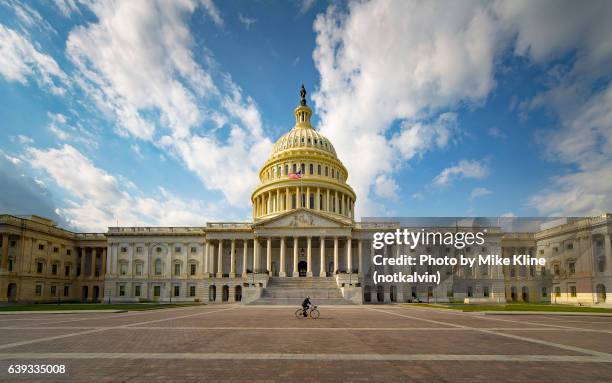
[
  {"x1": 596, "y1": 284, "x2": 606, "y2": 303},
  {"x1": 7, "y1": 283, "x2": 16, "y2": 302},
  {"x1": 92, "y1": 286, "x2": 100, "y2": 302},
  {"x1": 235, "y1": 285, "x2": 242, "y2": 302},
  {"x1": 82, "y1": 286, "x2": 89, "y2": 302},
  {"x1": 298, "y1": 261, "x2": 307, "y2": 277}
]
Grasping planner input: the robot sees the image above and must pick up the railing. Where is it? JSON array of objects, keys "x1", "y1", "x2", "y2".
[
  {"x1": 108, "y1": 227, "x2": 205, "y2": 233},
  {"x1": 206, "y1": 222, "x2": 252, "y2": 229}
]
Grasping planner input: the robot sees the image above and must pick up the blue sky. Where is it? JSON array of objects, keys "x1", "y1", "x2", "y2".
[{"x1": 0, "y1": 0, "x2": 611, "y2": 232}]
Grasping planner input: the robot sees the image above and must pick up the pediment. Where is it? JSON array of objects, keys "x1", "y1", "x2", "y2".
[{"x1": 254, "y1": 209, "x2": 351, "y2": 229}]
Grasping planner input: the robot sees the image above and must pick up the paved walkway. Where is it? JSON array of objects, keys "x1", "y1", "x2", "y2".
[{"x1": 0, "y1": 304, "x2": 611, "y2": 382}]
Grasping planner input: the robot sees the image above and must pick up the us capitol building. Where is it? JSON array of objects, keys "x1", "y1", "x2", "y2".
[{"x1": 1, "y1": 87, "x2": 611, "y2": 306}]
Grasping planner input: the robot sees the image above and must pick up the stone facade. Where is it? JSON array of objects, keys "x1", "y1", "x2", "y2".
[{"x1": 1, "y1": 91, "x2": 611, "y2": 306}]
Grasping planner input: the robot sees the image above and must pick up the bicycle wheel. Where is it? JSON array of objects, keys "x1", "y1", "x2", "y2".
[
  {"x1": 310, "y1": 308, "x2": 320, "y2": 319},
  {"x1": 295, "y1": 308, "x2": 304, "y2": 319}
]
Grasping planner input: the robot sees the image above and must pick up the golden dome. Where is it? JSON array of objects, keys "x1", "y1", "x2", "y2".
[{"x1": 251, "y1": 85, "x2": 356, "y2": 222}]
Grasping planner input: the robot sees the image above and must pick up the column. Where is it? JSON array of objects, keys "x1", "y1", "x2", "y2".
[
  {"x1": 80, "y1": 247, "x2": 86, "y2": 279},
  {"x1": 307, "y1": 187, "x2": 311, "y2": 208},
  {"x1": 347, "y1": 237, "x2": 352, "y2": 273},
  {"x1": 334, "y1": 191, "x2": 338, "y2": 213},
  {"x1": 279, "y1": 237, "x2": 286, "y2": 277},
  {"x1": 316, "y1": 188, "x2": 320, "y2": 210},
  {"x1": 242, "y1": 240, "x2": 248, "y2": 278},
  {"x1": 307, "y1": 237, "x2": 313, "y2": 276},
  {"x1": 319, "y1": 237, "x2": 326, "y2": 277},
  {"x1": 342, "y1": 194, "x2": 345, "y2": 215},
  {"x1": 295, "y1": 186, "x2": 299, "y2": 208},
  {"x1": 253, "y1": 237, "x2": 259, "y2": 272},
  {"x1": 101, "y1": 247, "x2": 107, "y2": 278},
  {"x1": 216, "y1": 240, "x2": 223, "y2": 278},
  {"x1": 326, "y1": 189, "x2": 330, "y2": 212},
  {"x1": 293, "y1": 237, "x2": 299, "y2": 277},
  {"x1": 358, "y1": 239, "x2": 363, "y2": 275},
  {"x1": 267, "y1": 191, "x2": 272, "y2": 214},
  {"x1": 127, "y1": 243, "x2": 134, "y2": 276},
  {"x1": 203, "y1": 240, "x2": 209, "y2": 276},
  {"x1": 333, "y1": 237, "x2": 339, "y2": 274},
  {"x1": 230, "y1": 240, "x2": 236, "y2": 277},
  {"x1": 285, "y1": 187, "x2": 290, "y2": 211},
  {"x1": 605, "y1": 234, "x2": 612, "y2": 274},
  {"x1": 0, "y1": 234, "x2": 8, "y2": 269},
  {"x1": 276, "y1": 190, "x2": 280, "y2": 213},
  {"x1": 266, "y1": 237, "x2": 272, "y2": 275},
  {"x1": 105, "y1": 246, "x2": 112, "y2": 277}
]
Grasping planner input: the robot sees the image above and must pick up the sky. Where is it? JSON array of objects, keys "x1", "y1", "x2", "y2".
[{"x1": 0, "y1": 0, "x2": 611, "y2": 232}]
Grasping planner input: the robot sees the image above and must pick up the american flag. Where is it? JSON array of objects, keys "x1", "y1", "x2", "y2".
[{"x1": 288, "y1": 170, "x2": 302, "y2": 179}]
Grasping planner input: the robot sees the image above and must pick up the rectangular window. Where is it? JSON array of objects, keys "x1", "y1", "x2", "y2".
[
  {"x1": 483, "y1": 286, "x2": 490, "y2": 297},
  {"x1": 65, "y1": 265, "x2": 70, "y2": 276},
  {"x1": 53, "y1": 247, "x2": 59, "y2": 253},
  {"x1": 174, "y1": 263, "x2": 181, "y2": 276},
  {"x1": 120, "y1": 263, "x2": 127, "y2": 275},
  {"x1": 510, "y1": 267, "x2": 515, "y2": 278},
  {"x1": 175, "y1": 246, "x2": 181, "y2": 253},
  {"x1": 190, "y1": 247, "x2": 197, "y2": 253},
  {"x1": 66, "y1": 249, "x2": 71, "y2": 255},
  {"x1": 10, "y1": 240, "x2": 16, "y2": 247},
  {"x1": 555, "y1": 286, "x2": 561, "y2": 297},
  {"x1": 63, "y1": 285, "x2": 69, "y2": 297},
  {"x1": 554, "y1": 264, "x2": 560, "y2": 276},
  {"x1": 566, "y1": 243, "x2": 573, "y2": 250},
  {"x1": 119, "y1": 285, "x2": 125, "y2": 296},
  {"x1": 541, "y1": 287, "x2": 548, "y2": 297},
  {"x1": 50, "y1": 286, "x2": 57, "y2": 296},
  {"x1": 35, "y1": 284, "x2": 43, "y2": 296},
  {"x1": 173, "y1": 285, "x2": 180, "y2": 297},
  {"x1": 8, "y1": 258, "x2": 13, "y2": 272},
  {"x1": 568, "y1": 261, "x2": 575, "y2": 274},
  {"x1": 121, "y1": 247, "x2": 127, "y2": 253},
  {"x1": 189, "y1": 285, "x2": 196, "y2": 297},
  {"x1": 52, "y1": 264, "x2": 58, "y2": 275},
  {"x1": 134, "y1": 285, "x2": 141, "y2": 297},
  {"x1": 135, "y1": 263, "x2": 143, "y2": 276},
  {"x1": 190, "y1": 264, "x2": 196, "y2": 276},
  {"x1": 154, "y1": 286, "x2": 161, "y2": 297},
  {"x1": 570, "y1": 285, "x2": 577, "y2": 297},
  {"x1": 37, "y1": 262, "x2": 43, "y2": 274},
  {"x1": 467, "y1": 286, "x2": 473, "y2": 297},
  {"x1": 539, "y1": 249, "x2": 544, "y2": 255},
  {"x1": 136, "y1": 246, "x2": 142, "y2": 253},
  {"x1": 38, "y1": 244, "x2": 44, "y2": 250}
]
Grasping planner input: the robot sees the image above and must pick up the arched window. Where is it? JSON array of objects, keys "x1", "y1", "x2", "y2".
[
  {"x1": 325, "y1": 166, "x2": 328, "y2": 176},
  {"x1": 154, "y1": 259, "x2": 162, "y2": 275},
  {"x1": 301, "y1": 163, "x2": 305, "y2": 174},
  {"x1": 309, "y1": 164, "x2": 313, "y2": 174},
  {"x1": 278, "y1": 166, "x2": 281, "y2": 177},
  {"x1": 285, "y1": 164, "x2": 289, "y2": 175},
  {"x1": 317, "y1": 164, "x2": 321, "y2": 175}
]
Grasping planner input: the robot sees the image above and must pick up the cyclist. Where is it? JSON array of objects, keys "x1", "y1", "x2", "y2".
[{"x1": 301, "y1": 296, "x2": 312, "y2": 317}]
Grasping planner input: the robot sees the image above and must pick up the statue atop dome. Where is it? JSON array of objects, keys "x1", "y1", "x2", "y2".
[{"x1": 300, "y1": 84, "x2": 307, "y2": 106}]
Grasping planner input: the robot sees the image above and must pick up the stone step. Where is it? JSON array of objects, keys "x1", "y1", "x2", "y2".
[
  {"x1": 261, "y1": 290, "x2": 344, "y2": 299},
  {"x1": 248, "y1": 297, "x2": 355, "y2": 305}
]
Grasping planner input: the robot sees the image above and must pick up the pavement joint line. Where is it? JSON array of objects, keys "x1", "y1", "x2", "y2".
[
  {"x1": 5, "y1": 305, "x2": 214, "y2": 328},
  {"x1": 0, "y1": 307, "x2": 235, "y2": 351},
  {"x1": 1, "y1": 326, "x2": 605, "y2": 331},
  {"x1": 368, "y1": 306, "x2": 612, "y2": 358},
  {"x1": 0, "y1": 352, "x2": 611, "y2": 363},
  {"x1": 395, "y1": 305, "x2": 612, "y2": 334}
]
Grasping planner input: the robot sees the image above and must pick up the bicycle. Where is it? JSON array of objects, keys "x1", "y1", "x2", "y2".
[{"x1": 295, "y1": 305, "x2": 320, "y2": 319}]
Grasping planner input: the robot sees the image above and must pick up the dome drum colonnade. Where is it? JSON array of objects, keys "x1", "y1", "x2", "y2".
[{"x1": 251, "y1": 88, "x2": 356, "y2": 221}]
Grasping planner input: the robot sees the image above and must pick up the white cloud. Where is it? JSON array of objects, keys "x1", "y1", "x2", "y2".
[
  {"x1": 65, "y1": 0, "x2": 271, "y2": 208},
  {"x1": 469, "y1": 187, "x2": 492, "y2": 200},
  {"x1": 433, "y1": 160, "x2": 489, "y2": 187},
  {"x1": 201, "y1": 0, "x2": 224, "y2": 27},
  {"x1": 0, "y1": 24, "x2": 67, "y2": 94},
  {"x1": 46, "y1": 112, "x2": 98, "y2": 148},
  {"x1": 392, "y1": 113, "x2": 457, "y2": 161},
  {"x1": 25, "y1": 144, "x2": 226, "y2": 231},
  {"x1": 488, "y1": 126, "x2": 505, "y2": 138},
  {"x1": 500, "y1": 212, "x2": 516, "y2": 218},
  {"x1": 300, "y1": 0, "x2": 317, "y2": 14},
  {"x1": 54, "y1": 0, "x2": 80, "y2": 17},
  {"x1": 312, "y1": 1, "x2": 499, "y2": 216},
  {"x1": 238, "y1": 14, "x2": 256, "y2": 30},
  {"x1": 13, "y1": 135, "x2": 34, "y2": 144},
  {"x1": 130, "y1": 144, "x2": 144, "y2": 160},
  {"x1": 374, "y1": 174, "x2": 399, "y2": 201}
]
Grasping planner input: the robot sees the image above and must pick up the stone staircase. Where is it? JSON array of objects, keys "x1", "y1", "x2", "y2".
[{"x1": 249, "y1": 277, "x2": 355, "y2": 305}]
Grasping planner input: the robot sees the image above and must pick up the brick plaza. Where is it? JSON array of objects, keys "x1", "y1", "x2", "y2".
[{"x1": 0, "y1": 305, "x2": 611, "y2": 382}]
